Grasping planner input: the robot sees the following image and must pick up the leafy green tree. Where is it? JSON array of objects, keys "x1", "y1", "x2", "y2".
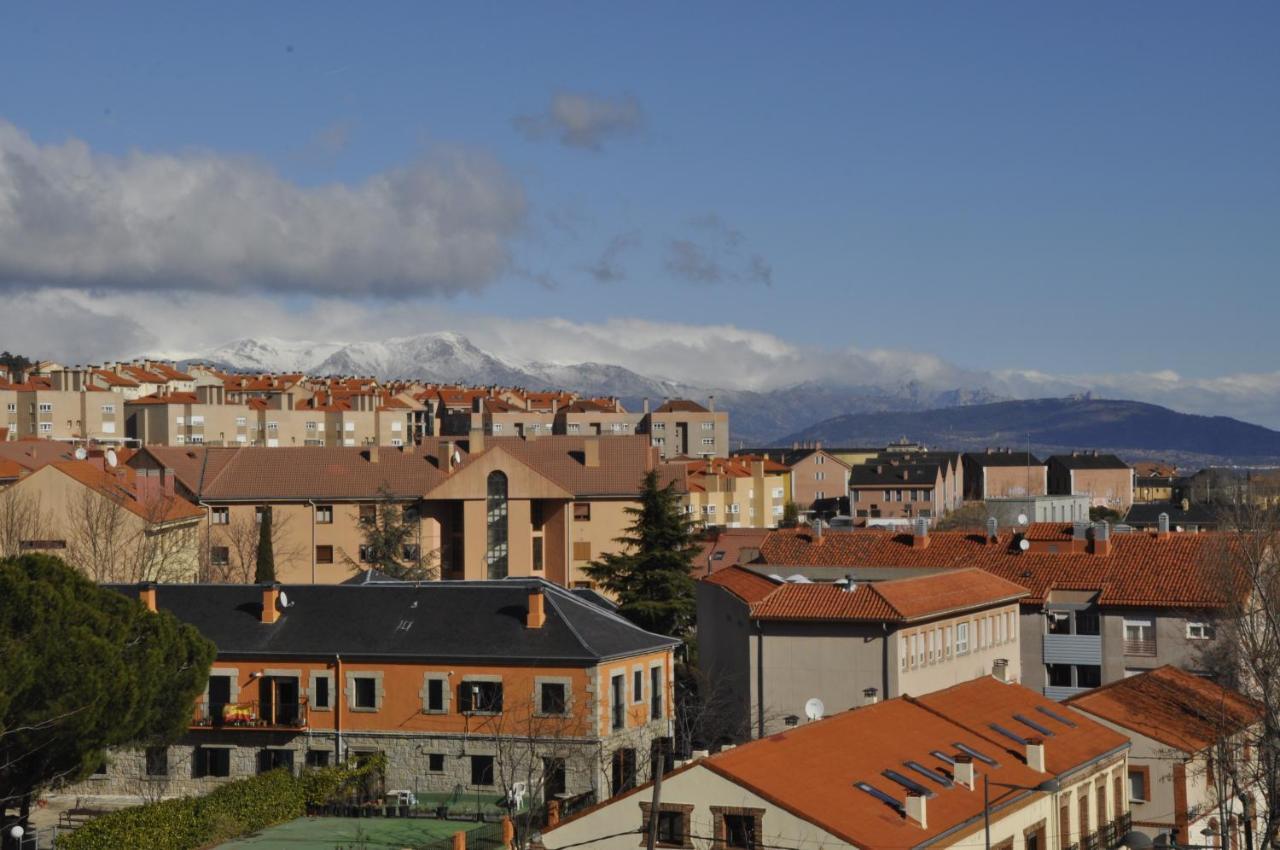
[
  {"x1": 584, "y1": 470, "x2": 698, "y2": 638},
  {"x1": 352, "y1": 487, "x2": 436, "y2": 580},
  {"x1": 0, "y1": 554, "x2": 216, "y2": 829},
  {"x1": 780, "y1": 501, "x2": 800, "y2": 528},
  {"x1": 254, "y1": 507, "x2": 275, "y2": 583}
]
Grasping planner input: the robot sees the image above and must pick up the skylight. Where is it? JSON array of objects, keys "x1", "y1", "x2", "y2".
[
  {"x1": 904, "y1": 761, "x2": 952, "y2": 787},
  {"x1": 883, "y1": 770, "x2": 935, "y2": 798},
  {"x1": 990, "y1": 723, "x2": 1029, "y2": 745},
  {"x1": 1036, "y1": 705, "x2": 1078, "y2": 728},
  {"x1": 955, "y1": 743, "x2": 999, "y2": 766},
  {"x1": 930, "y1": 749, "x2": 956, "y2": 765},
  {"x1": 855, "y1": 782, "x2": 903, "y2": 812},
  {"x1": 1014, "y1": 713, "x2": 1055, "y2": 737}
]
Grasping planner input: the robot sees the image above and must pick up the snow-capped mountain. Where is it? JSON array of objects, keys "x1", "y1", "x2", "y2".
[{"x1": 202, "y1": 337, "x2": 347, "y2": 374}]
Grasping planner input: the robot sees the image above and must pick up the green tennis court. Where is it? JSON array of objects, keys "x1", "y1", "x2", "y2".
[{"x1": 217, "y1": 816, "x2": 487, "y2": 848}]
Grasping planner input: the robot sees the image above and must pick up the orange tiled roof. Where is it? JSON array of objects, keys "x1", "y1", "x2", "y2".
[
  {"x1": 118, "y1": 364, "x2": 170, "y2": 384},
  {"x1": 654, "y1": 399, "x2": 709, "y2": 413},
  {"x1": 1023, "y1": 522, "x2": 1075, "y2": 541},
  {"x1": 701, "y1": 565, "x2": 778, "y2": 603},
  {"x1": 747, "y1": 568, "x2": 1026, "y2": 623},
  {"x1": 0, "y1": 458, "x2": 22, "y2": 480},
  {"x1": 50, "y1": 461, "x2": 204, "y2": 523},
  {"x1": 93, "y1": 369, "x2": 141, "y2": 388},
  {"x1": 149, "y1": 363, "x2": 194, "y2": 381},
  {"x1": 128, "y1": 392, "x2": 201, "y2": 405},
  {"x1": 1067, "y1": 665, "x2": 1261, "y2": 753},
  {"x1": 757, "y1": 527, "x2": 1239, "y2": 610}
]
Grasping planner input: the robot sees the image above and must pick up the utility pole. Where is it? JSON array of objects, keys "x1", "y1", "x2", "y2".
[{"x1": 646, "y1": 738, "x2": 667, "y2": 850}]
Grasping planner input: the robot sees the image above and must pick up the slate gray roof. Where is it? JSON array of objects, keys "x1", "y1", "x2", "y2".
[
  {"x1": 108, "y1": 579, "x2": 677, "y2": 663},
  {"x1": 1048, "y1": 453, "x2": 1131, "y2": 471},
  {"x1": 964, "y1": 451, "x2": 1043, "y2": 467}
]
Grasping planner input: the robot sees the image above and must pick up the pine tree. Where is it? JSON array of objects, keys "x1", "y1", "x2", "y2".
[
  {"x1": 583, "y1": 470, "x2": 698, "y2": 638},
  {"x1": 254, "y1": 506, "x2": 275, "y2": 583}
]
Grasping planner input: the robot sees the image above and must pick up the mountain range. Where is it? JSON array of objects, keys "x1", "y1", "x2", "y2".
[{"x1": 179, "y1": 333, "x2": 1280, "y2": 464}]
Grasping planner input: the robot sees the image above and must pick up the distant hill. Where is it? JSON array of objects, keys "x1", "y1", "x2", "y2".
[{"x1": 779, "y1": 397, "x2": 1280, "y2": 465}]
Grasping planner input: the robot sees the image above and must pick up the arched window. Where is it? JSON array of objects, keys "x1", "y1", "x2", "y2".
[{"x1": 486, "y1": 471, "x2": 509, "y2": 579}]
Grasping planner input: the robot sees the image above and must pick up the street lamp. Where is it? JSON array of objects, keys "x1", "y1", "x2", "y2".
[{"x1": 983, "y1": 774, "x2": 1061, "y2": 850}]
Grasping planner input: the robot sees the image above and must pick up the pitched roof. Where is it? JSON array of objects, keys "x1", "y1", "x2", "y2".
[
  {"x1": 1048, "y1": 453, "x2": 1131, "y2": 470},
  {"x1": 1066, "y1": 665, "x2": 1261, "y2": 753},
  {"x1": 701, "y1": 565, "x2": 779, "y2": 604},
  {"x1": 757, "y1": 527, "x2": 1239, "y2": 609},
  {"x1": 46, "y1": 462, "x2": 204, "y2": 523},
  {"x1": 747, "y1": 569, "x2": 1026, "y2": 623},
  {"x1": 653, "y1": 399, "x2": 709, "y2": 413},
  {"x1": 915, "y1": 677, "x2": 1130, "y2": 776},
  {"x1": 106, "y1": 579, "x2": 678, "y2": 662},
  {"x1": 92, "y1": 369, "x2": 141, "y2": 388},
  {"x1": 851, "y1": 462, "x2": 943, "y2": 486},
  {"x1": 964, "y1": 450, "x2": 1043, "y2": 468},
  {"x1": 0, "y1": 440, "x2": 83, "y2": 472}
]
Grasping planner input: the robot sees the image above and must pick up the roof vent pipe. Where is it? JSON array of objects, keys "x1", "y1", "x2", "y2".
[
  {"x1": 1157, "y1": 512, "x2": 1170, "y2": 537},
  {"x1": 862, "y1": 687, "x2": 879, "y2": 705},
  {"x1": 986, "y1": 517, "x2": 998, "y2": 541}
]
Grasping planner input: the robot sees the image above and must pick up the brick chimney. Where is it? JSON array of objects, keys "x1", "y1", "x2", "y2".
[
  {"x1": 138, "y1": 582, "x2": 157, "y2": 613},
  {"x1": 911, "y1": 517, "x2": 930, "y2": 548},
  {"x1": 583, "y1": 437, "x2": 600, "y2": 468},
  {"x1": 1026, "y1": 737, "x2": 1046, "y2": 773},
  {"x1": 1092, "y1": 521, "x2": 1111, "y2": 556},
  {"x1": 261, "y1": 584, "x2": 282, "y2": 624},
  {"x1": 526, "y1": 585, "x2": 546, "y2": 629},
  {"x1": 953, "y1": 755, "x2": 975, "y2": 789}
]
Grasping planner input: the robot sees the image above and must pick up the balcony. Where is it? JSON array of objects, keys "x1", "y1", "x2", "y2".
[
  {"x1": 192, "y1": 699, "x2": 309, "y2": 731},
  {"x1": 1124, "y1": 638, "x2": 1156, "y2": 657},
  {"x1": 1043, "y1": 633, "x2": 1102, "y2": 665}
]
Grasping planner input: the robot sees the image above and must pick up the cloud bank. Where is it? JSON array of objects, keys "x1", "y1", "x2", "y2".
[
  {"x1": 9, "y1": 289, "x2": 1280, "y2": 429},
  {"x1": 513, "y1": 92, "x2": 644, "y2": 151},
  {"x1": 0, "y1": 121, "x2": 526, "y2": 297}
]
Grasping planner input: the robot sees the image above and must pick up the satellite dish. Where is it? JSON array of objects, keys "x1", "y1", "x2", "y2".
[
  {"x1": 104, "y1": 449, "x2": 118, "y2": 468},
  {"x1": 278, "y1": 591, "x2": 290, "y2": 609},
  {"x1": 804, "y1": 697, "x2": 825, "y2": 721},
  {"x1": 1019, "y1": 539, "x2": 1031, "y2": 552},
  {"x1": 1017, "y1": 513, "x2": 1029, "y2": 526},
  {"x1": 74, "y1": 446, "x2": 88, "y2": 460},
  {"x1": 451, "y1": 449, "x2": 462, "y2": 465}
]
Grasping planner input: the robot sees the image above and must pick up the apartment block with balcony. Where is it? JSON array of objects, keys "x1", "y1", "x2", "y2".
[
  {"x1": 72, "y1": 581, "x2": 678, "y2": 806},
  {"x1": 741, "y1": 521, "x2": 1234, "y2": 701},
  {"x1": 662, "y1": 456, "x2": 790, "y2": 529}
]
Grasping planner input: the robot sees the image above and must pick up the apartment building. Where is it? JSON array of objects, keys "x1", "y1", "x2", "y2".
[
  {"x1": 639, "y1": 398, "x2": 729, "y2": 460},
  {"x1": 1048, "y1": 453, "x2": 1135, "y2": 511},
  {"x1": 699, "y1": 564, "x2": 1028, "y2": 739},
  {"x1": 73, "y1": 580, "x2": 677, "y2": 805},
  {"x1": 553, "y1": 399, "x2": 642, "y2": 438},
  {"x1": 541, "y1": 677, "x2": 1131, "y2": 850},
  {"x1": 0, "y1": 372, "x2": 126, "y2": 443},
  {"x1": 131, "y1": 434, "x2": 662, "y2": 587},
  {"x1": 747, "y1": 522, "x2": 1235, "y2": 700},
  {"x1": 963, "y1": 450, "x2": 1049, "y2": 500},
  {"x1": 1069, "y1": 666, "x2": 1263, "y2": 847},
  {"x1": 849, "y1": 459, "x2": 950, "y2": 525},
  {"x1": 732, "y1": 445, "x2": 850, "y2": 509},
  {"x1": 1131, "y1": 463, "x2": 1178, "y2": 504},
  {"x1": 2, "y1": 457, "x2": 201, "y2": 581},
  {"x1": 663, "y1": 456, "x2": 789, "y2": 529}
]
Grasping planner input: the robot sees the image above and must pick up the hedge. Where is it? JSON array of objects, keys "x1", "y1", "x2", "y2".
[{"x1": 57, "y1": 757, "x2": 385, "y2": 850}]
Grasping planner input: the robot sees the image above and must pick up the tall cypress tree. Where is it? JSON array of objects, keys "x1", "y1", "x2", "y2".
[
  {"x1": 584, "y1": 470, "x2": 698, "y2": 638},
  {"x1": 254, "y1": 506, "x2": 275, "y2": 583}
]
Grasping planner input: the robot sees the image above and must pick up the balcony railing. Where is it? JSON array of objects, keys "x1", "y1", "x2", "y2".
[
  {"x1": 192, "y1": 699, "x2": 309, "y2": 731},
  {"x1": 1123, "y1": 638, "x2": 1157, "y2": 656}
]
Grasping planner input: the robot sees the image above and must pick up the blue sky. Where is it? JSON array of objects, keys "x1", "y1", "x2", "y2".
[{"x1": 1, "y1": 3, "x2": 1278, "y2": 410}]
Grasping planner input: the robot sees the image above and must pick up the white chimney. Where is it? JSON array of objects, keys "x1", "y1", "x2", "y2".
[
  {"x1": 862, "y1": 687, "x2": 879, "y2": 705},
  {"x1": 953, "y1": 755, "x2": 975, "y2": 789},
  {"x1": 905, "y1": 792, "x2": 927, "y2": 828},
  {"x1": 1026, "y1": 738, "x2": 1046, "y2": 773},
  {"x1": 992, "y1": 658, "x2": 1010, "y2": 683}
]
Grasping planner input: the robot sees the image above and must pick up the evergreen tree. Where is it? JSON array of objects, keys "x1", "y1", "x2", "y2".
[
  {"x1": 353, "y1": 487, "x2": 436, "y2": 580},
  {"x1": 780, "y1": 501, "x2": 800, "y2": 528},
  {"x1": 583, "y1": 470, "x2": 698, "y2": 638},
  {"x1": 254, "y1": 507, "x2": 275, "y2": 583},
  {"x1": 0, "y1": 554, "x2": 216, "y2": 830}
]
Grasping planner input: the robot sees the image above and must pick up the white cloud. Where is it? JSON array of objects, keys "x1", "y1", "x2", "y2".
[
  {"x1": 0, "y1": 120, "x2": 526, "y2": 297},
  {"x1": 665, "y1": 214, "x2": 773, "y2": 286},
  {"x1": 513, "y1": 92, "x2": 644, "y2": 151},
  {"x1": 9, "y1": 289, "x2": 1280, "y2": 428}
]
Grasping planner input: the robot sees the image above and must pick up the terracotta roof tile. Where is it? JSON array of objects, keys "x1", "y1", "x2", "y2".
[
  {"x1": 49, "y1": 461, "x2": 204, "y2": 523},
  {"x1": 747, "y1": 569, "x2": 1026, "y2": 623},
  {"x1": 653, "y1": 399, "x2": 709, "y2": 413},
  {"x1": 1067, "y1": 665, "x2": 1261, "y2": 753},
  {"x1": 701, "y1": 566, "x2": 778, "y2": 604},
  {"x1": 758, "y1": 528, "x2": 1238, "y2": 610}
]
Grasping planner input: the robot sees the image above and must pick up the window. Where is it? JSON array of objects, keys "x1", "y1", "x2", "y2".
[
  {"x1": 344, "y1": 422, "x2": 355, "y2": 432},
  {"x1": 255, "y1": 506, "x2": 267, "y2": 524},
  {"x1": 101, "y1": 404, "x2": 116, "y2": 414},
  {"x1": 485, "y1": 471, "x2": 509, "y2": 580},
  {"x1": 306, "y1": 749, "x2": 330, "y2": 769},
  {"x1": 772, "y1": 487, "x2": 784, "y2": 498},
  {"x1": 428, "y1": 753, "x2": 445, "y2": 773},
  {"x1": 611, "y1": 673, "x2": 626, "y2": 730},
  {"x1": 573, "y1": 541, "x2": 592, "y2": 561},
  {"x1": 633, "y1": 669, "x2": 643, "y2": 702},
  {"x1": 402, "y1": 543, "x2": 420, "y2": 561},
  {"x1": 210, "y1": 546, "x2": 230, "y2": 566},
  {"x1": 267, "y1": 421, "x2": 279, "y2": 431},
  {"x1": 390, "y1": 438, "x2": 403, "y2": 447},
  {"x1": 701, "y1": 437, "x2": 715, "y2": 447},
  {"x1": 945, "y1": 625, "x2": 953, "y2": 657},
  {"x1": 611, "y1": 748, "x2": 637, "y2": 794},
  {"x1": 956, "y1": 622, "x2": 970, "y2": 655},
  {"x1": 1129, "y1": 768, "x2": 1147, "y2": 802},
  {"x1": 235, "y1": 416, "x2": 247, "y2": 427},
  {"x1": 359, "y1": 504, "x2": 377, "y2": 524},
  {"x1": 145, "y1": 747, "x2": 168, "y2": 777},
  {"x1": 358, "y1": 544, "x2": 374, "y2": 563},
  {"x1": 426, "y1": 678, "x2": 446, "y2": 713},
  {"x1": 470, "y1": 755, "x2": 494, "y2": 787},
  {"x1": 460, "y1": 680, "x2": 503, "y2": 714},
  {"x1": 38, "y1": 402, "x2": 53, "y2": 413},
  {"x1": 900, "y1": 638, "x2": 909, "y2": 670},
  {"x1": 1047, "y1": 664, "x2": 1074, "y2": 688},
  {"x1": 190, "y1": 415, "x2": 205, "y2": 426},
  {"x1": 573, "y1": 502, "x2": 591, "y2": 521},
  {"x1": 313, "y1": 676, "x2": 330, "y2": 710},
  {"x1": 540, "y1": 682, "x2": 567, "y2": 715},
  {"x1": 704, "y1": 505, "x2": 716, "y2": 515},
  {"x1": 315, "y1": 545, "x2": 334, "y2": 564},
  {"x1": 567, "y1": 423, "x2": 580, "y2": 433},
  {"x1": 1124, "y1": 617, "x2": 1156, "y2": 655},
  {"x1": 315, "y1": 505, "x2": 333, "y2": 524},
  {"x1": 353, "y1": 677, "x2": 378, "y2": 710},
  {"x1": 39, "y1": 422, "x2": 52, "y2": 432},
  {"x1": 722, "y1": 813, "x2": 761, "y2": 850},
  {"x1": 651, "y1": 666, "x2": 663, "y2": 720},
  {"x1": 258, "y1": 748, "x2": 294, "y2": 774},
  {"x1": 492, "y1": 423, "x2": 504, "y2": 434},
  {"x1": 195, "y1": 747, "x2": 231, "y2": 778},
  {"x1": 815, "y1": 471, "x2": 825, "y2": 481},
  {"x1": 702, "y1": 421, "x2": 714, "y2": 431},
  {"x1": 532, "y1": 536, "x2": 544, "y2": 572},
  {"x1": 656, "y1": 810, "x2": 686, "y2": 846},
  {"x1": 210, "y1": 507, "x2": 230, "y2": 525},
  {"x1": 1077, "y1": 665, "x2": 1102, "y2": 688},
  {"x1": 1187, "y1": 622, "x2": 1215, "y2": 640},
  {"x1": 5, "y1": 402, "x2": 14, "y2": 412}
]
